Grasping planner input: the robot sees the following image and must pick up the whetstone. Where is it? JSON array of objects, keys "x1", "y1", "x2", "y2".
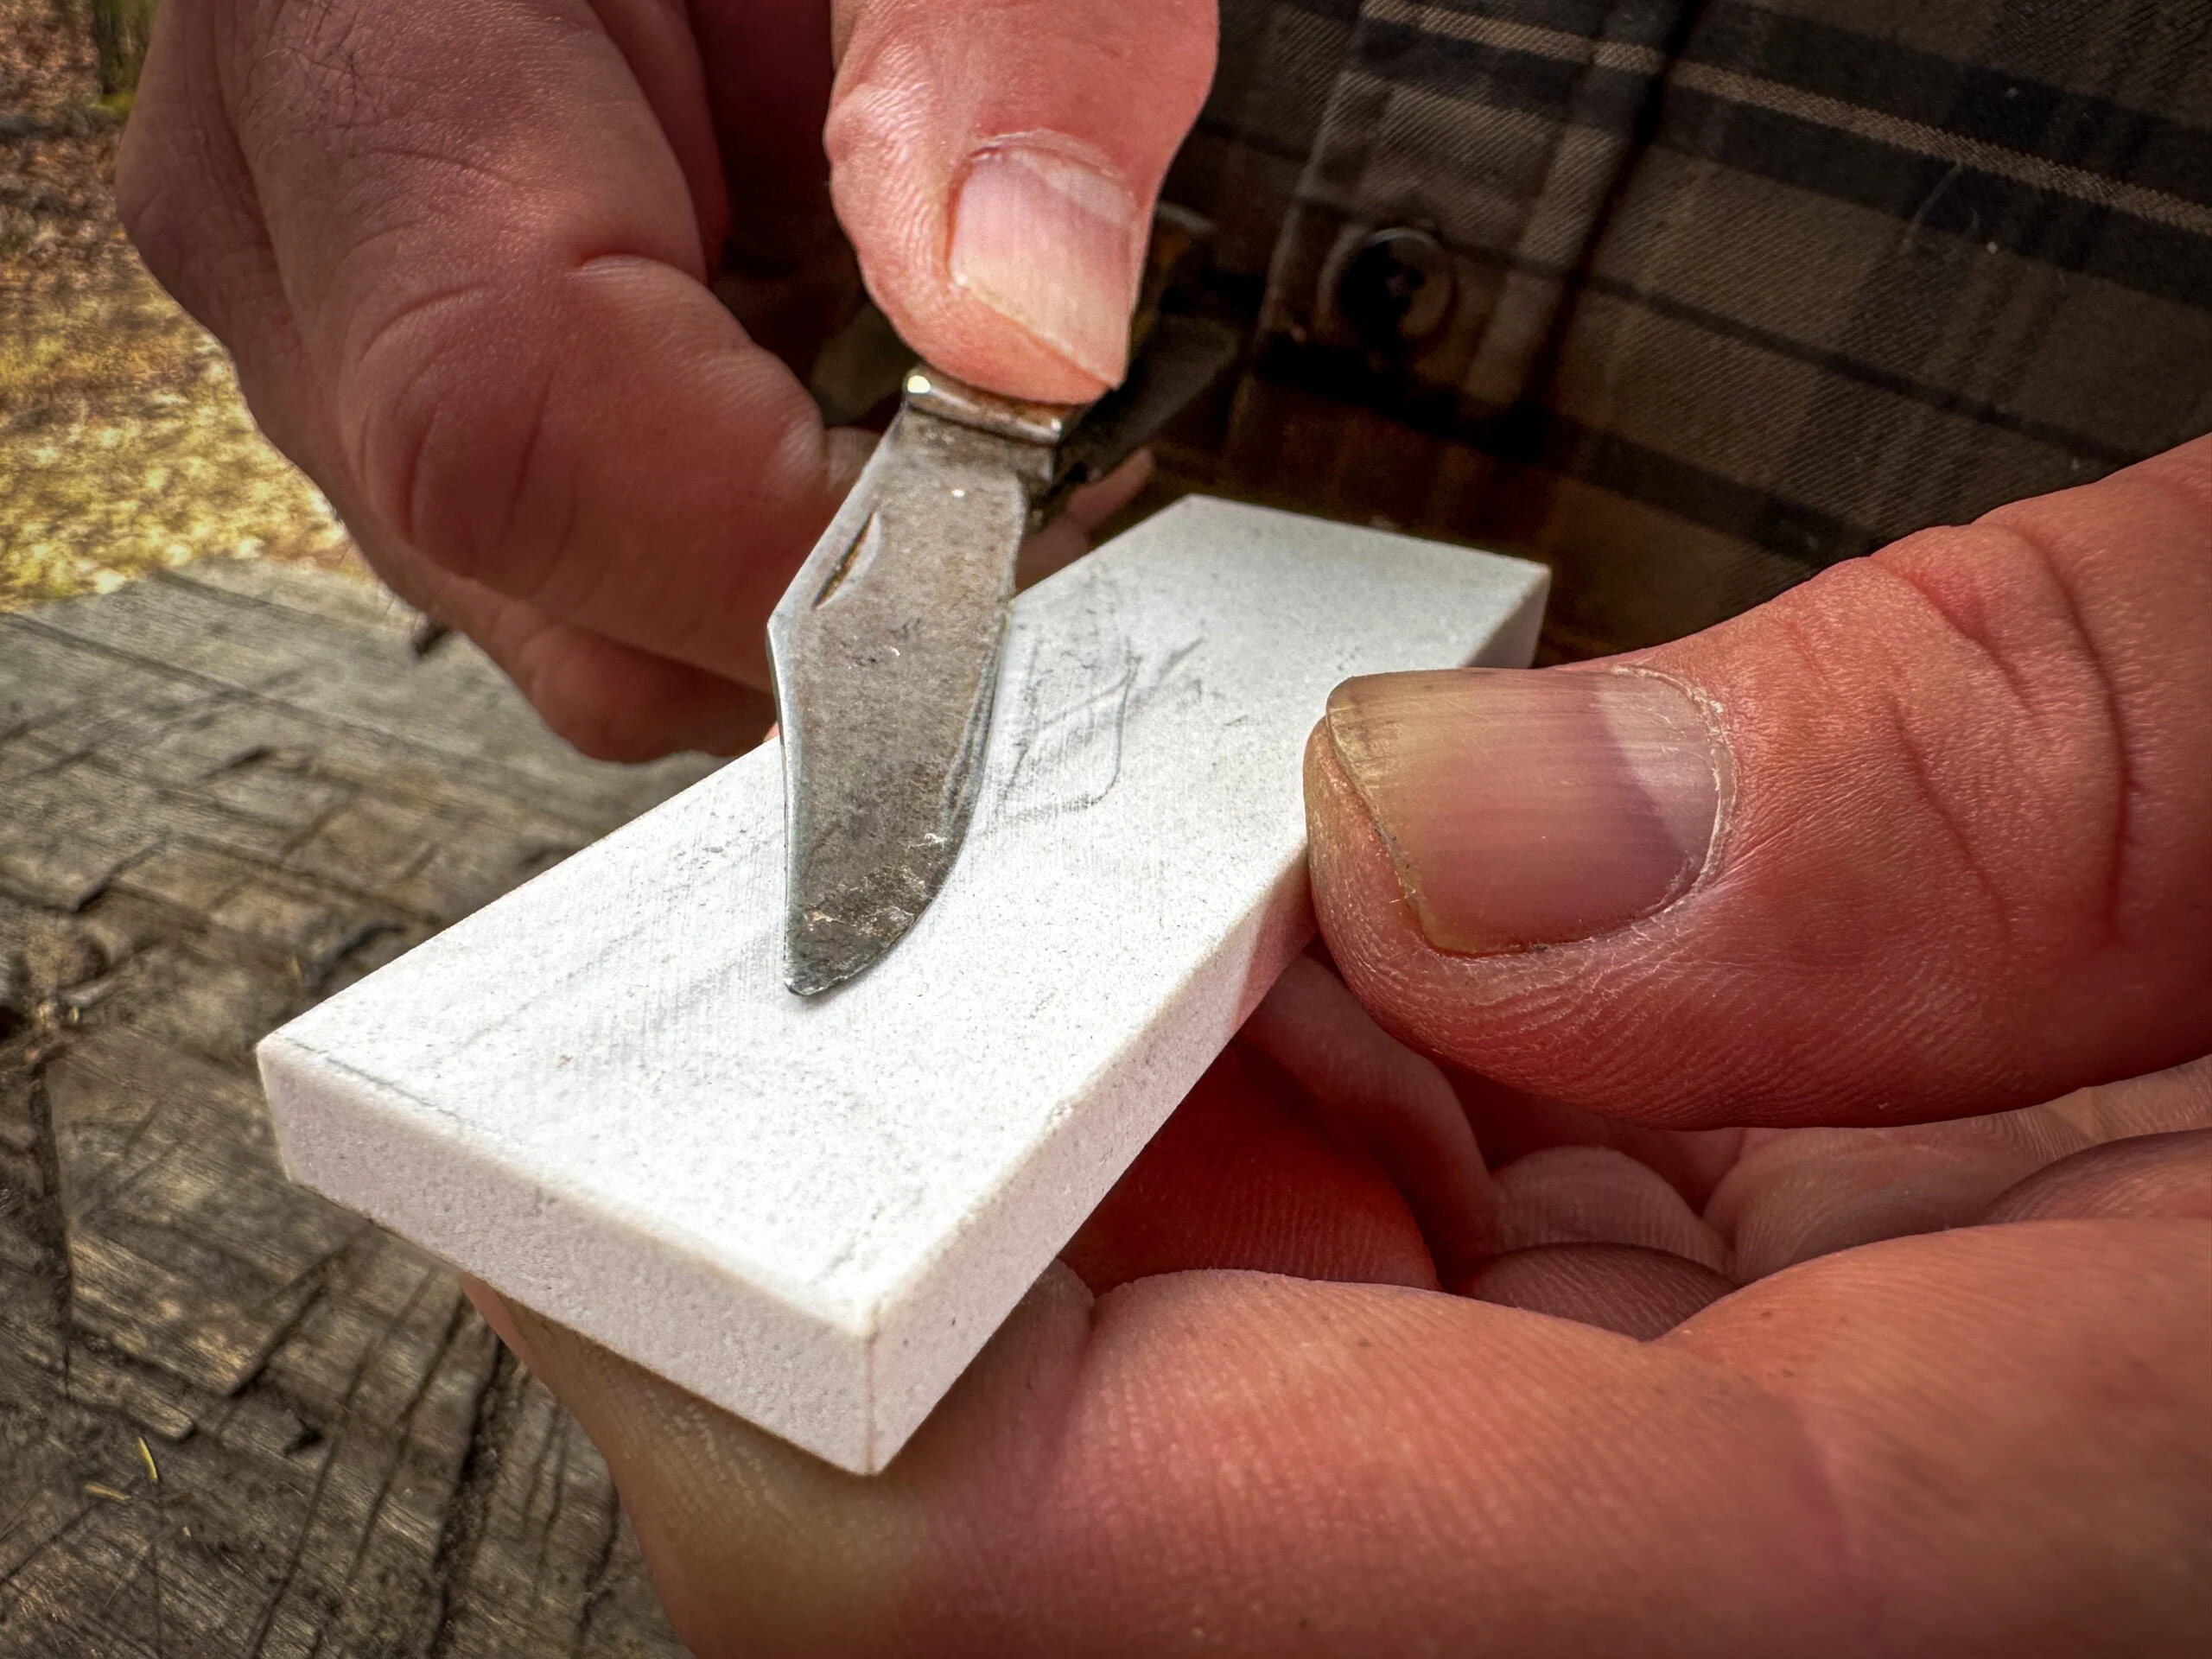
[{"x1": 258, "y1": 499, "x2": 1547, "y2": 1472}]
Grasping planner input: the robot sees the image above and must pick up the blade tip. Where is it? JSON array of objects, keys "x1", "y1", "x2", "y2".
[
  {"x1": 782, "y1": 925, "x2": 897, "y2": 998},
  {"x1": 783, "y1": 862, "x2": 949, "y2": 996},
  {"x1": 783, "y1": 958, "x2": 862, "y2": 998}
]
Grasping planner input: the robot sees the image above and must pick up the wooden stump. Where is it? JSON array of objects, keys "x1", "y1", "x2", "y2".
[{"x1": 0, "y1": 561, "x2": 710, "y2": 1656}]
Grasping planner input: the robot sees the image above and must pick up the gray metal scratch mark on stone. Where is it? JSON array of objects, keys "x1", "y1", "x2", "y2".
[{"x1": 988, "y1": 579, "x2": 1211, "y2": 835}]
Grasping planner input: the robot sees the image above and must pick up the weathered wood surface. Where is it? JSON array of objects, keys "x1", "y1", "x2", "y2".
[{"x1": 0, "y1": 561, "x2": 709, "y2": 1656}]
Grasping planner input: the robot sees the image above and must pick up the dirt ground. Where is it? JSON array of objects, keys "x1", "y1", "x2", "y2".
[{"x1": 1, "y1": 0, "x2": 357, "y2": 613}]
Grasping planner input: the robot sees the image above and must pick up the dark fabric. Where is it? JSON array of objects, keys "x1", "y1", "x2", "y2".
[{"x1": 1160, "y1": 0, "x2": 2212, "y2": 655}]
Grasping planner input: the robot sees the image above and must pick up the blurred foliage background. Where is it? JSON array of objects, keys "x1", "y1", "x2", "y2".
[
  {"x1": 1, "y1": 0, "x2": 358, "y2": 613},
  {"x1": 87, "y1": 0, "x2": 156, "y2": 99}
]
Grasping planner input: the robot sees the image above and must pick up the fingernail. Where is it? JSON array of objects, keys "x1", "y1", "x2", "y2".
[
  {"x1": 1325, "y1": 668, "x2": 1728, "y2": 956},
  {"x1": 949, "y1": 136, "x2": 1141, "y2": 385}
]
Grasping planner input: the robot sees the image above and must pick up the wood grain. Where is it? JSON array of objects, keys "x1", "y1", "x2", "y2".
[{"x1": 0, "y1": 563, "x2": 709, "y2": 1655}]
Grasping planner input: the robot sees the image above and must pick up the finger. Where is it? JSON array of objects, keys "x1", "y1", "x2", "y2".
[
  {"x1": 1983, "y1": 1129, "x2": 2212, "y2": 1224},
  {"x1": 1465, "y1": 1243, "x2": 1736, "y2": 1338},
  {"x1": 404, "y1": 575, "x2": 775, "y2": 761},
  {"x1": 118, "y1": 1, "x2": 323, "y2": 467},
  {"x1": 353, "y1": 431, "x2": 1106, "y2": 761},
  {"x1": 461, "y1": 1274, "x2": 531, "y2": 1360},
  {"x1": 1709, "y1": 1108, "x2": 2092, "y2": 1281},
  {"x1": 1461, "y1": 1059, "x2": 2210, "y2": 1288},
  {"x1": 1449, "y1": 1066, "x2": 1745, "y2": 1210},
  {"x1": 825, "y1": 0, "x2": 1217, "y2": 399},
  {"x1": 1310, "y1": 437, "x2": 2212, "y2": 1127},
  {"x1": 345, "y1": 435, "x2": 864, "y2": 760},
  {"x1": 1240, "y1": 954, "x2": 1497, "y2": 1282},
  {"x1": 1058, "y1": 1043, "x2": 1439, "y2": 1295},
  {"x1": 2039, "y1": 1050, "x2": 2212, "y2": 1142},
  {"x1": 221, "y1": 0, "x2": 849, "y2": 691},
  {"x1": 1486, "y1": 1146, "x2": 1729, "y2": 1274},
  {"x1": 509, "y1": 1221, "x2": 2209, "y2": 1655},
  {"x1": 1706, "y1": 1053, "x2": 2212, "y2": 1279}
]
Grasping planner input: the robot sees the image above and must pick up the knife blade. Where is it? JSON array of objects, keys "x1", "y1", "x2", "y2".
[{"x1": 768, "y1": 318, "x2": 1238, "y2": 995}]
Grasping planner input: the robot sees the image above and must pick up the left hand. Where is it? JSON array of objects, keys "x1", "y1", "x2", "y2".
[
  {"x1": 470, "y1": 438, "x2": 2212, "y2": 1655},
  {"x1": 472, "y1": 970, "x2": 2209, "y2": 1655}
]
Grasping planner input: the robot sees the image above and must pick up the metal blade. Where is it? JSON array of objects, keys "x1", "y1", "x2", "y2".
[{"x1": 768, "y1": 403, "x2": 1054, "y2": 995}]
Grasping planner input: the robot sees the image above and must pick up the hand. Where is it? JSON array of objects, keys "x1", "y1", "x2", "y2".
[
  {"x1": 117, "y1": 0, "x2": 1216, "y2": 758},
  {"x1": 471, "y1": 436, "x2": 2212, "y2": 1654}
]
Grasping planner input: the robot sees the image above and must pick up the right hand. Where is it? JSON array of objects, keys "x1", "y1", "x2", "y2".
[{"x1": 118, "y1": 0, "x2": 1217, "y2": 758}]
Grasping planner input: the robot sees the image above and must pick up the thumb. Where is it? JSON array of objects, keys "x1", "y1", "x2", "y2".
[
  {"x1": 1307, "y1": 436, "x2": 2212, "y2": 1128},
  {"x1": 825, "y1": 0, "x2": 1217, "y2": 401}
]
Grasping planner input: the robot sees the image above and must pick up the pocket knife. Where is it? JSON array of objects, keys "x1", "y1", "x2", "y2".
[{"x1": 767, "y1": 315, "x2": 1236, "y2": 995}]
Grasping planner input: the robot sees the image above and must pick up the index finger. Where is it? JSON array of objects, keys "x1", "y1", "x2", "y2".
[{"x1": 216, "y1": 0, "x2": 851, "y2": 689}]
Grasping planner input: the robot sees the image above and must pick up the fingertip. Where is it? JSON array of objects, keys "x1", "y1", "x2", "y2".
[
  {"x1": 1058, "y1": 1045, "x2": 1440, "y2": 1295},
  {"x1": 493, "y1": 1300, "x2": 928, "y2": 1652},
  {"x1": 1305, "y1": 721, "x2": 1400, "y2": 968},
  {"x1": 1302, "y1": 715, "x2": 1510, "y2": 1069},
  {"x1": 1463, "y1": 1243, "x2": 1737, "y2": 1340},
  {"x1": 491, "y1": 601, "x2": 777, "y2": 761},
  {"x1": 1982, "y1": 1128, "x2": 2212, "y2": 1224},
  {"x1": 824, "y1": 0, "x2": 1215, "y2": 402},
  {"x1": 1486, "y1": 1146, "x2": 1729, "y2": 1274},
  {"x1": 1303, "y1": 718, "x2": 1397, "y2": 982}
]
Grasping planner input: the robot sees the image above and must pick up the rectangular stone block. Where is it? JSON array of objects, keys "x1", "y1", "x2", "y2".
[{"x1": 259, "y1": 499, "x2": 1547, "y2": 1472}]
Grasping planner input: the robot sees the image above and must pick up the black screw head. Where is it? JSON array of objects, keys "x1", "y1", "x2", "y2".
[{"x1": 1333, "y1": 228, "x2": 1455, "y2": 352}]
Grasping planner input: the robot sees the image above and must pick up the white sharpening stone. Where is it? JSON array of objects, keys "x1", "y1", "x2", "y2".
[{"x1": 258, "y1": 498, "x2": 1547, "y2": 1472}]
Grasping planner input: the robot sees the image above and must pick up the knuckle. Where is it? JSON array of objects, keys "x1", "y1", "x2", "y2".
[
  {"x1": 1864, "y1": 509, "x2": 2191, "y2": 955},
  {"x1": 337, "y1": 282, "x2": 560, "y2": 592}
]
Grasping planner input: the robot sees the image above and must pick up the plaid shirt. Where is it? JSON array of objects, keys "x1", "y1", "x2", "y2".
[{"x1": 1158, "y1": 0, "x2": 2212, "y2": 658}]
